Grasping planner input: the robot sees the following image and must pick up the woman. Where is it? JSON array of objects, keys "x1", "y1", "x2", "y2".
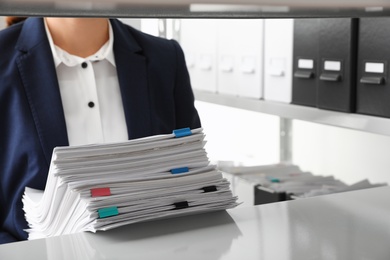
[{"x1": 0, "y1": 17, "x2": 201, "y2": 243}]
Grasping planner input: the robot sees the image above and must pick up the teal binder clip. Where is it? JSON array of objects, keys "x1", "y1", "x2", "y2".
[
  {"x1": 267, "y1": 177, "x2": 280, "y2": 183},
  {"x1": 170, "y1": 167, "x2": 189, "y2": 174},
  {"x1": 173, "y1": 128, "x2": 192, "y2": 138},
  {"x1": 98, "y1": 207, "x2": 119, "y2": 218}
]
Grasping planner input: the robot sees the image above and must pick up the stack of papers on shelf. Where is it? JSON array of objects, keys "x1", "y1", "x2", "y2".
[
  {"x1": 264, "y1": 174, "x2": 347, "y2": 195},
  {"x1": 22, "y1": 128, "x2": 238, "y2": 240},
  {"x1": 219, "y1": 163, "x2": 388, "y2": 204},
  {"x1": 292, "y1": 179, "x2": 387, "y2": 198},
  {"x1": 219, "y1": 163, "x2": 303, "y2": 195},
  {"x1": 242, "y1": 167, "x2": 387, "y2": 198}
]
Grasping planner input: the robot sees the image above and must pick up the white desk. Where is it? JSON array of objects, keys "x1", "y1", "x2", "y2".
[{"x1": 1, "y1": 186, "x2": 390, "y2": 259}]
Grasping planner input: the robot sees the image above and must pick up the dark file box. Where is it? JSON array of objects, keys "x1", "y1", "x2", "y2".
[
  {"x1": 317, "y1": 18, "x2": 358, "y2": 112},
  {"x1": 292, "y1": 19, "x2": 320, "y2": 107},
  {"x1": 357, "y1": 18, "x2": 390, "y2": 118}
]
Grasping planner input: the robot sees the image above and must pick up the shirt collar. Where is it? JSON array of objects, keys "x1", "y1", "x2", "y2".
[{"x1": 44, "y1": 19, "x2": 116, "y2": 68}]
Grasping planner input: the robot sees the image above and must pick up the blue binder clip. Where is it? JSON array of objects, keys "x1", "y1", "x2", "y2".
[
  {"x1": 170, "y1": 167, "x2": 189, "y2": 174},
  {"x1": 173, "y1": 128, "x2": 192, "y2": 138}
]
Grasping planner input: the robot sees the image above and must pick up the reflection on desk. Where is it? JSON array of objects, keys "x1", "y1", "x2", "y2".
[{"x1": 1, "y1": 186, "x2": 390, "y2": 260}]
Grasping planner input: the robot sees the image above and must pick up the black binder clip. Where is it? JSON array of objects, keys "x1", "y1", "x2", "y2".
[
  {"x1": 173, "y1": 201, "x2": 189, "y2": 210},
  {"x1": 202, "y1": 185, "x2": 218, "y2": 193}
]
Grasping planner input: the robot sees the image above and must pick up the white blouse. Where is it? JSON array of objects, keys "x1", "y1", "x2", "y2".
[{"x1": 44, "y1": 19, "x2": 128, "y2": 146}]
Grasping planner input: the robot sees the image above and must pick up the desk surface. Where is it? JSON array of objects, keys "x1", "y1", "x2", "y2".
[{"x1": 1, "y1": 186, "x2": 390, "y2": 260}]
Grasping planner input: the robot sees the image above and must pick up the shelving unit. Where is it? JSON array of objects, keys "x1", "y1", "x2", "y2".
[
  {"x1": 2, "y1": 0, "x2": 390, "y2": 18},
  {"x1": 195, "y1": 90, "x2": 390, "y2": 137}
]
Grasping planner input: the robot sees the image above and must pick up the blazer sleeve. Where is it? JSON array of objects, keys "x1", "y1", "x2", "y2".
[
  {"x1": 0, "y1": 230, "x2": 18, "y2": 244},
  {"x1": 0, "y1": 18, "x2": 52, "y2": 244},
  {"x1": 171, "y1": 40, "x2": 202, "y2": 130}
]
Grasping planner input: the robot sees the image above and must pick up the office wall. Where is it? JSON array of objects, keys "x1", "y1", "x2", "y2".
[
  {"x1": 195, "y1": 101, "x2": 280, "y2": 166},
  {"x1": 0, "y1": 16, "x2": 5, "y2": 29},
  {"x1": 292, "y1": 121, "x2": 390, "y2": 185},
  {"x1": 119, "y1": 18, "x2": 141, "y2": 31}
]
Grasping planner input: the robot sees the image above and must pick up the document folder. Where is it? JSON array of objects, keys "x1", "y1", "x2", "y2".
[
  {"x1": 317, "y1": 18, "x2": 358, "y2": 112},
  {"x1": 357, "y1": 18, "x2": 390, "y2": 118},
  {"x1": 263, "y1": 19, "x2": 294, "y2": 103},
  {"x1": 217, "y1": 20, "x2": 264, "y2": 99},
  {"x1": 292, "y1": 19, "x2": 320, "y2": 107},
  {"x1": 180, "y1": 19, "x2": 218, "y2": 93}
]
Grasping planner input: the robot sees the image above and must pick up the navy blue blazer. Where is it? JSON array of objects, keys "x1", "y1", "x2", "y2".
[{"x1": 0, "y1": 18, "x2": 201, "y2": 243}]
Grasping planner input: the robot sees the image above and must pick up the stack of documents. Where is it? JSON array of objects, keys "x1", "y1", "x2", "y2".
[
  {"x1": 22, "y1": 128, "x2": 238, "y2": 240},
  {"x1": 292, "y1": 179, "x2": 387, "y2": 198},
  {"x1": 262, "y1": 174, "x2": 348, "y2": 195},
  {"x1": 219, "y1": 163, "x2": 387, "y2": 204}
]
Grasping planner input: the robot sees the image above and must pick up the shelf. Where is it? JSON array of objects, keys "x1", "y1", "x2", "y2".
[
  {"x1": 2, "y1": 0, "x2": 390, "y2": 18},
  {"x1": 194, "y1": 90, "x2": 390, "y2": 137}
]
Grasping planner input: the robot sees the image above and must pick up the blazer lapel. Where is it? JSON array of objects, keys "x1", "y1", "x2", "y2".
[
  {"x1": 111, "y1": 19, "x2": 153, "y2": 139},
  {"x1": 16, "y1": 18, "x2": 69, "y2": 165},
  {"x1": 14, "y1": 18, "x2": 152, "y2": 166}
]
